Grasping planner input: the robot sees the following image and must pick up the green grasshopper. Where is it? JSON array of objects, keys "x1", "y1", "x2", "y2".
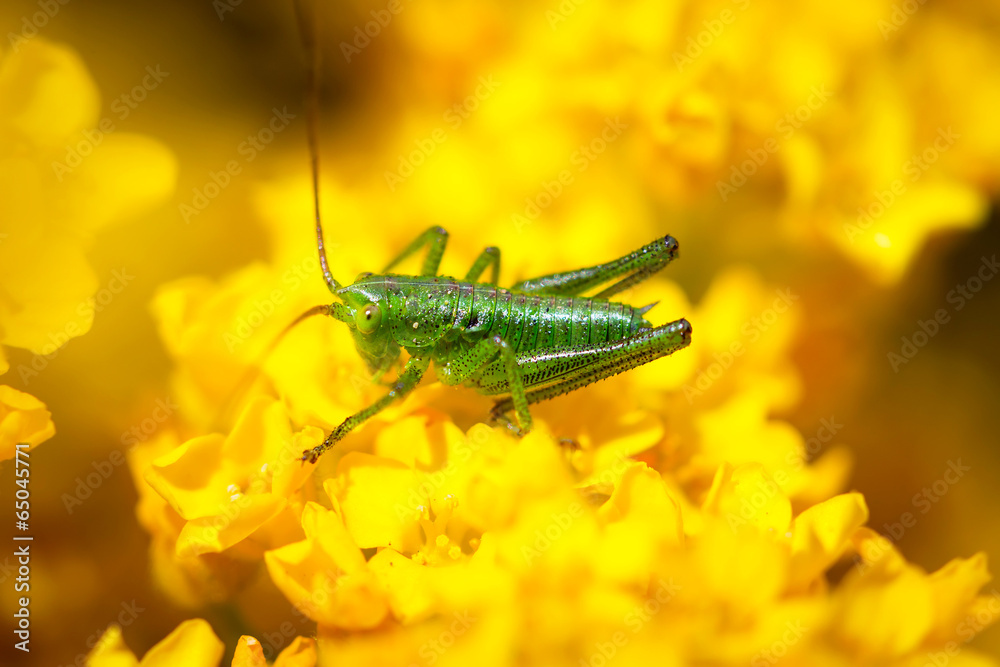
[
  {"x1": 289, "y1": 1, "x2": 691, "y2": 464},
  {"x1": 299, "y1": 226, "x2": 692, "y2": 463}
]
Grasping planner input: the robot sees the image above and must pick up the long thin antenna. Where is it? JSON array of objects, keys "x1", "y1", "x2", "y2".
[
  {"x1": 215, "y1": 304, "x2": 337, "y2": 429},
  {"x1": 293, "y1": 0, "x2": 341, "y2": 293}
]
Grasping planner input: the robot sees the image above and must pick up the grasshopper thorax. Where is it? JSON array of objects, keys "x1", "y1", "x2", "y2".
[{"x1": 337, "y1": 274, "x2": 468, "y2": 366}]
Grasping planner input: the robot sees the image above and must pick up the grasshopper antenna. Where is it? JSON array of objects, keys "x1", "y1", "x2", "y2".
[
  {"x1": 214, "y1": 304, "x2": 338, "y2": 429},
  {"x1": 212, "y1": 2, "x2": 356, "y2": 430},
  {"x1": 293, "y1": 0, "x2": 341, "y2": 293}
]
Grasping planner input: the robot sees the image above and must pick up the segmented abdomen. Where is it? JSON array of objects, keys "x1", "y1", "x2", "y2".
[{"x1": 453, "y1": 284, "x2": 648, "y2": 352}]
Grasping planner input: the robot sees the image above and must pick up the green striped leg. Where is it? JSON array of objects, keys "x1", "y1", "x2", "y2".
[
  {"x1": 383, "y1": 226, "x2": 449, "y2": 276},
  {"x1": 464, "y1": 247, "x2": 501, "y2": 284},
  {"x1": 301, "y1": 356, "x2": 430, "y2": 463},
  {"x1": 511, "y1": 235, "x2": 679, "y2": 298},
  {"x1": 490, "y1": 318, "x2": 692, "y2": 422}
]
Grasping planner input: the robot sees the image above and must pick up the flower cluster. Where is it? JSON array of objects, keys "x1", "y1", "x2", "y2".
[
  {"x1": 113, "y1": 0, "x2": 1000, "y2": 663},
  {"x1": 5, "y1": 0, "x2": 997, "y2": 665}
]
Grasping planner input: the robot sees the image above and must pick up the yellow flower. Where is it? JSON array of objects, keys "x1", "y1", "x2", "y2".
[
  {"x1": 127, "y1": 430, "x2": 257, "y2": 608},
  {"x1": 0, "y1": 39, "x2": 176, "y2": 368},
  {"x1": 143, "y1": 396, "x2": 323, "y2": 558},
  {"x1": 0, "y1": 384, "x2": 54, "y2": 460},
  {"x1": 253, "y1": 413, "x2": 1000, "y2": 665},
  {"x1": 85, "y1": 619, "x2": 224, "y2": 667},
  {"x1": 106, "y1": 2, "x2": 1000, "y2": 664},
  {"x1": 84, "y1": 619, "x2": 316, "y2": 667},
  {"x1": 231, "y1": 635, "x2": 316, "y2": 667},
  {"x1": 264, "y1": 500, "x2": 391, "y2": 630}
]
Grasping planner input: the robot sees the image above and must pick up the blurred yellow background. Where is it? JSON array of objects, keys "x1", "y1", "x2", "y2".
[{"x1": 1, "y1": 0, "x2": 999, "y2": 665}]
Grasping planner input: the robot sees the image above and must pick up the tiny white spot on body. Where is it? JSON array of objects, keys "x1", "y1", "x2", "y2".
[{"x1": 412, "y1": 321, "x2": 419, "y2": 329}]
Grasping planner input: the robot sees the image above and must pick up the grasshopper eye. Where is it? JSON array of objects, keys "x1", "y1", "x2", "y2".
[{"x1": 356, "y1": 303, "x2": 381, "y2": 334}]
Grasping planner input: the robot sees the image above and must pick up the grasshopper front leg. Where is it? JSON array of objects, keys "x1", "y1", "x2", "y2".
[
  {"x1": 383, "y1": 226, "x2": 449, "y2": 276},
  {"x1": 464, "y1": 246, "x2": 501, "y2": 284},
  {"x1": 302, "y1": 356, "x2": 430, "y2": 463}
]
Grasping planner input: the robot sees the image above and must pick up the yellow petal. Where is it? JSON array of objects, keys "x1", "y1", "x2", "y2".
[
  {"x1": 231, "y1": 636, "x2": 267, "y2": 667},
  {"x1": 271, "y1": 425, "x2": 324, "y2": 499},
  {"x1": 145, "y1": 433, "x2": 227, "y2": 520},
  {"x1": 0, "y1": 236, "x2": 97, "y2": 353},
  {"x1": 925, "y1": 552, "x2": 995, "y2": 644},
  {"x1": 327, "y1": 452, "x2": 424, "y2": 551},
  {"x1": 0, "y1": 385, "x2": 55, "y2": 460},
  {"x1": 85, "y1": 624, "x2": 139, "y2": 667},
  {"x1": 373, "y1": 415, "x2": 436, "y2": 468},
  {"x1": 368, "y1": 548, "x2": 436, "y2": 623},
  {"x1": 65, "y1": 133, "x2": 177, "y2": 235},
  {"x1": 139, "y1": 619, "x2": 225, "y2": 667},
  {"x1": 702, "y1": 463, "x2": 792, "y2": 537},
  {"x1": 265, "y1": 503, "x2": 388, "y2": 629},
  {"x1": 835, "y1": 564, "x2": 934, "y2": 657},
  {"x1": 175, "y1": 493, "x2": 287, "y2": 557},
  {"x1": 273, "y1": 636, "x2": 317, "y2": 667},
  {"x1": 788, "y1": 492, "x2": 869, "y2": 592},
  {"x1": 0, "y1": 39, "x2": 99, "y2": 148},
  {"x1": 598, "y1": 462, "x2": 683, "y2": 545}
]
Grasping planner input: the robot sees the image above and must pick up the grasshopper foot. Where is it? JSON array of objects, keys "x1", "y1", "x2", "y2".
[{"x1": 489, "y1": 405, "x2": 525, "y2": 438}]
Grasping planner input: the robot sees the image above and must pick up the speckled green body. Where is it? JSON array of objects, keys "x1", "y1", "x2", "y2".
[
  {"x1": 302, "y1": 227, "x2": 691, "y2": 462},
  {"x1": 340, "y1": 274, "x2": 657, "y2": 394}
]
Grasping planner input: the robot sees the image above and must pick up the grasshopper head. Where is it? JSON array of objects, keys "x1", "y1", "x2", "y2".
[{"x1": 334, "y1": 275, "x2": 400, "y2": 374}]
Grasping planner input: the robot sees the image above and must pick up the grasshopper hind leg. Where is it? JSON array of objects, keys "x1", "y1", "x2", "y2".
[
  {"x1": 512, "y1": 235, "x2": 679, "y2": 298},
  {"x1": 489, "y1": 318, "x2": 692, "y2": 427}
]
